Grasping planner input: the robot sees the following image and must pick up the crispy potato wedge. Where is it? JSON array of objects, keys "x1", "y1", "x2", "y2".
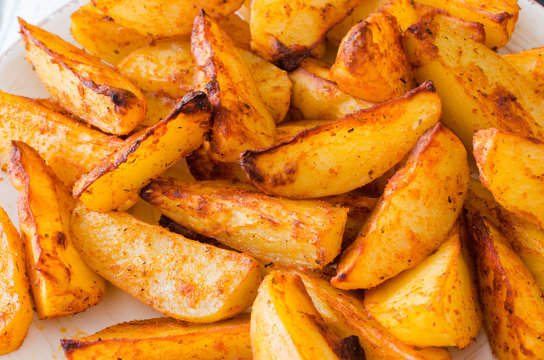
[
  {"x1": 474, "y1": 128, "x2": 544, "y2": 229},
  {"x1": 0, "y1": 90, "x2": 123, "y2": 186},
  {"x1": 251, "y1": 271, "x2": 358, "y2": 360},
  {"x1": 333, "y1": 123, "x2": 469, "y2": 289},
  {"x1": 192, "y1": 12, "x2": 275, "y2": 162},
  {"x1": 20, "y1": 19, "x2": 146, "y2": 135},
  {"x1": 403, "y1": 15, "x2": 544, "y2": 151},
  {"x1": 8, "y1": 141, "x2": 106, "y2": 319},
  {"x1": 364, "y1": 223, "x2": 482, "y2": 348},
  {"x1": 61, "y1": 314, "x2": 252, "y2": 360},
  {"x1": 298, "y1": 273, "x2": 452, "y2": 360},
  {"x1": 241, "y1": 81, "x2": 441, "y2": 199},
  {"x1": 70, "y1": 203, "x2": 261, "y2": 322},
  {"x1": 331, "y1": 11, "x2": 415, "y2": 102},
  {"x1": 416, "y1": 0, "x2": 519, "y2": 49},
  {"x1": 141, "y1": 177, "x2": 348, "y2": 269},
  {"x1": 275, "y1": 120, "x2": 332, "y2": 143},
  {"x1": 73, "y1": 91, "x2": 211, "y2": 212},
  {"x1": 186, "y1": 146, "x2": 248, "y2": 182},
  {"x1": 502, "y1": 46, "x2": 544, "y2": 96},
  {"x1": 470, "y1": 215, "x2": 544, "y2": 359},
  {"x1": 0, "y1": 207, "x2": 32, "y2": 355},
  {"x1": 217, "y1": 14, "x2": 251, "y2": 50},
  {"x1": 249, "y1": 0, "x2": 360, "y2": 70},
  {"x1": 70, "y1": 3, "x2": 152, "y2": 65}
]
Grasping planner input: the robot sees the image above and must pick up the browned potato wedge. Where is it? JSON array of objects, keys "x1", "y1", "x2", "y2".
[
  {"x1": 8, "y1": 141, "x2": 106, "y2": 319},
  {"x1": 416, "y1": 0, "x2": 519, "y2": 49},
  {"x1": 186, "y1": 146, "x2": 248, "y2": 182},
  {"x1": 217, "y1": 14, "x2": 251, "y2": 50},
  {"x1": 502, "y1": 46, "x2": 544, "y2": 97},
  {"x1": 140, "y1": 91, "x2": 180, "y2": 128},
  {"x1": 70, "y1": 3, "x2": 152, "y2": 65},
  {"x1": 92, "y1": 0, "x2": 245, "y2": 37},
  {"x1": 364, "y1": 223, "x2": 482, "y2": 348},
  {"x1": 192, "y1": 12, "x2": 275, "y2": 162},
  {"x1": 249, "y1": 0, "x2": 360, "y2": 70},
  {"x1": 333, "y1": 123, "x2": 468, "y2": 289},
  {"x1": 474, "y1": 128, "x2": 544, "y2": 229},
  {"x1": 70, "y1": 203, "x2": 261, "y2": 323},
  {"x1": 0, "y1": 207, "x2": 32, "y2": 355},
  {"x1": 241, "y1": 81, "x2": 441, "y2": 199},
  {"x1": 403, "y1": 15, "x2": 544, "y2": 151},
  {"x1": 275, "y1": 120, "x2": 332, "y2": 143},
  {"x1": 61, "y1": 314, "x2": 252, "y2": 360},
  {"x1": 251, "y1": 271, "x2": 358, "y2": 360},
  {"x1": 470, "y1": 215, "x2": 544, "y2": 359},
  {"x1": 141, "y1": 177, "x2": 348, "y2": 269},
  {"x1": 19, "y1": 19, "x2": 146, "y2": 135},
  {"x1": 298, "y1": 272, "x2": 452, "y2": 360},
  {"x1": 331, "y1": 11, "x2": 415, "y2": 102},
  {"x1": 73, "y1": 91, "x2": 211, "y2": 212},
  {"x1": 0, "y1": 90, "x2": 123, "y2": 186}
]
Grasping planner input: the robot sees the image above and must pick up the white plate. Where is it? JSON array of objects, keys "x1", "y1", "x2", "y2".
[{"x1": 0, "y1": 0, "x2": 543, "y2": 358}]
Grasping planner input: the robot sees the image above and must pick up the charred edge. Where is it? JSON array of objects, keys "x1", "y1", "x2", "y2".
[
  {"x1": 342, "y1": 335, "x2": 366, "y2": 360},
  {"x1": 169, "y1": 91, "x2": 212, "y2": 116},
  {"x1": 271, "y1": 40, "x2": 312, "y2": 72},
  {"x1": 491, "y1": 11, "x2": 514, "y2": 24},
  {"x1": 56, "y1": 232, "x2": 66, "y2": 248},
  {"x1": 335, "y1": 272, "x2": 347, "y2": 282},
  {"x1": 139, "y1": 182, "x2": 155, "y2": 202},
  {"x1": 159, "y1": 215, "x2": 219, "y2": 245},
  {"x1": 239, "y1": 151, "x2": 265, "y2": 184},
  {"x1": 60, "y1": 339, "x2": 84, "y2": 354}
]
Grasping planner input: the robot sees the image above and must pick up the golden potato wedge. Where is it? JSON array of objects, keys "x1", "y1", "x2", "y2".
[
  {"x1": 70, "y1": 203, "x2": 261, "y2": 323},
  {"x1": 92, "y1": 0, "x2": 245, "y2": 37},
  {"x1": 70, "y1": 3, "x2": 152, "y2": 65},
  {"x1": 403, "y1": 15, "x2": 544, "y2": 151},
  {"x1": 470, "y1": 215, "x2": 544, "y2": 359},
  {"x1": 474, "y1": 128, "x2": 544, "y2": 229},
  {"x1": 0, "y1": 90, "x2": 123, "y2": 186},
  {"x1": 249, "y1": 0, "x2": 360, "y2": 70},
  {"x1": 192, "y1": 12, "x2": 275, "y2": 162},
  {"x1": 241, "y1": 81, "x2": 441, "y2": 199},
  {"x1": 141, "y1": 177, "x2": 348, "y2": 269},
  {"x1": 0, "y1": 207, "x2": 32, "y2": 355},
  {"x1": 331, "y1": 11, "x2": 415, "y2": 103},
  {"x1": 364, "y1": 223, "x2": 482, "y2": 348},
  {"x1": 416, "y1": 0, "x2": 519, "y2": 49},
  {"x1": 298, "y1": 272, "x2": 452, "y2": 360},
  {"x1": 333, "y1": 123, "x2": 469, "y2": 289},
  {"x1": 158, "y1": 215, "x2": 227, "y2": 249},
  {"x1": 502, "y1": 46, "x2": 544, "y2": 97},
  {"x1": 275, "y1": 120, "x2": 332, "y2": 143},
  {"x1": 73, "y1": 91, "x2": 211, "y2": 212},
  {"x1": 217, "y1": 14, "x2": 251, "y2": 50},
  {"x1": 61, "y1": 314, "x2": 252, "y2": 360},
  {"x1": 186, "y1": 146, "x2": 248, "y2": 182},
  {"x1": 19, "y1": 19, "x2": 146, "y2": 135},
  {"x1": 8, "y1": 141, "x2": 106, "y2": 319},
  {"x1": 140, "y1": 91, "x2": 180, "y2": 128},
  {"x1": 251, "y1": 271, "x2": 359, "y2": 360}
]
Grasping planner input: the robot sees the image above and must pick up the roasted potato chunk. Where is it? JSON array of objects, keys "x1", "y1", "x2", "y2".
[
  {"x1": 241, "y1": 81, "x2": 441, "y2": 199},
  {"x1": 19, "y1": 19, "x2": 146, "y2": 135},
  {"x1": 61, "y1": 314, "x2": 252, "y2": 360},
  {"x1": 274, "y1": 120, "x2": 332, "y2": 143},
  {"x1": 73, "y1": 91, "x2": 211, "y2": 212},
  {"x1": 140, "y1": 91, "x2": 180, "y2": 128},
  {"x1": 331, "y1": 11, "x2": 415, "y2": 102},
  {"x1": 141, "y1": 177, "x2": 348, "y2": 269},
  {"x1": 8, "y1": 141, "x2": 106, "y2": 319},
  {"x1": 186, "y1": 146, "x2": 248, "y2": 183},
  {"x1": 470, "y1": 216, "x2": 544, "y2": 359},
  {"x1": 0, "y1": 207, "x2": 32, "y2": 355},
  {"x1": 333, "y1": 123, "x2": 468, "y2": 289},
  {"x1": 192, "y1": 12, "x2": 275, "y2": 162},
  {"x1": 502, "y1": 46, "x2": 544, "y2": 96},
  {"x1": 474, "y1": 128, "x2": 544, "y2": 229},
  {"x1": 70, "y1": 203, "x2": 261, "y2": 323}
]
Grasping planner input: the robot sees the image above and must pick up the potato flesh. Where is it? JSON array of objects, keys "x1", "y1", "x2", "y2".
[
  {"x1": 70, "y1": 204, "x2": 261, "y2": 322},
  {"x1": 502, "y1": 46, "x2": 544, "y2": 96},
  {"x1": 333, "y1": 123, "x2": 468, "y2": 289}
]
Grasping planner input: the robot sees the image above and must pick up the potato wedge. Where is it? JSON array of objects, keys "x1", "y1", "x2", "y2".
[
  {"x1": 73, "y1": 91, "x2": 211, "y2": 212},
  {"x1": 331, "y1": 11, "x2": 415, "y2": 102},
  {"x1": 241, "y1": 81, "x2": 441, "y2": 199},
  {"x1": 249, "y1": 0, "x2": 360, "y2": 70},
  {"x1": 364, "y1": 223, "x2": 482, "y2": 348},
  {"x1": 8, "y1": 141, "x2": 106, "y2": 319},
  {"x1": 470, "y1": 215, "x2": 544, "y2": 359},
  {"x1": 502, "y1": 46, "x2": 544, "y2": 98},
  {"x1": 141, "y1": 177, "x2": 348, "y2": 269},
  {"x1": 275, "y1": 120, "x2": 333, "y2": 143},
  {"x1": 140, "y1": 91, "x2": 180, "y2": 128},
  {"x1": 474, "y1": 128, "x2": 544, "y2": 229},
  {"x1": 186, "y1": 146, "x2": 248, "y2": 182},
  {"x1": 0, "y1": 207, "x2": 32, "y2": 355},
  {"x1": 333, "y1": 123, "x2": 469, "y2": 289},
  {"x1": 70, "y1": 203, "x2": 261, "y2": 322},
  {"x1": 192, "y1": 12, "x2": 275, "y2": 162},
  {"x1": 0, "y1": 90, "x2": 123, "y2": 186},
  {"x1": 403, "y1": 15, "x2": 544, "y2": 151},
  {"x1": 61, "y1": 314, "x2": 252, "y2": 360},
  {"x1": 19, "y1": 19, "x2": 146, "y2": 135},
  {"x1": 298, "y1": 272, "x2": 452, "y2": 360},
  {"x1": 251, "y1": 271, "x2": 358, "y2": 360}
]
